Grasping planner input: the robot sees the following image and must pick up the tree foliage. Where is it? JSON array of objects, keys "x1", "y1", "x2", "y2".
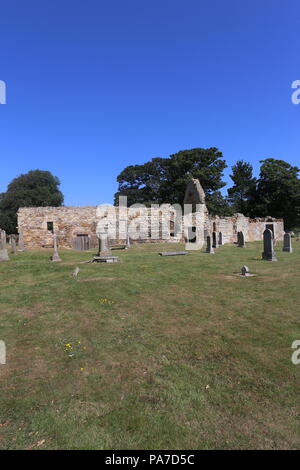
[
  {"x1": 227, "y1": 160, "x2": 256, "y2": 214},
  {"x1": 0, "y1": 170, "x2": 64, "y2": 233},
  {"x1": 114, "y1": 147, "x2": 229, "y2": 214},
  {"x1": 249, "y1": 158, "x2": 300, "y2": 229}
]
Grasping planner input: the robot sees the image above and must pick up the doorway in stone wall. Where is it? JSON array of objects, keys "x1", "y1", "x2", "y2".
[{"x1": 74, "y1": 234, "x2": 90, "y2": 250}]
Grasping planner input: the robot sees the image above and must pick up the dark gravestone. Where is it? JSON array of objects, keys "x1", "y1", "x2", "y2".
[
  {"x1": 237, "y1": 231, "x2": 245, "y2": 247},
  {"x1": 262, "y1": 228, "x2": 277, "y2": 261},
  {"x1": 206, "y1": 235, "x2": 214, "y2": 254},
  {"x1": 236, "y1": 265, "x2": 256, "y2": 277},
  {"x1": 212, "y1": 231, "x2": 218, "y2": 248},
  {"x1": 266, "y1": 224, "x2": 274, "y2": 237},
  {"x1": 218, "y1": 232, "x2": 223, "y2": 245},
  {"x1": 283, "y1": 232, "x2": 292, "y2": 253},
  {"x1": 241, "y1": 265, "x2": 249, "y2": 276}
]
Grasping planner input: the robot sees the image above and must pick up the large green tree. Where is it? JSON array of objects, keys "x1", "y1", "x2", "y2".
[
  {"x1": 227, "y1": 160, "x2": 256, "y2": 215},
  {"x1": 114, "y1": 147, "x2": 229, "y2": 214},
  {"x1": 249, "y1": 158, "x2": 300, "y2": 229},
  {"x1": 0, "y1": 170, "x2": 64, "y2": 233}
]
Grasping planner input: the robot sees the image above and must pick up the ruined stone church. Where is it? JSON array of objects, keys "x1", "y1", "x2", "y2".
[{"x1": 17, "y1": 179, "x2": 284, "y2": 249}]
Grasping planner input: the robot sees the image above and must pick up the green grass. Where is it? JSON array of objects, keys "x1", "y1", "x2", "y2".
[{"x1": 0, "y1": 241, "x2": 300, "y2": 449}]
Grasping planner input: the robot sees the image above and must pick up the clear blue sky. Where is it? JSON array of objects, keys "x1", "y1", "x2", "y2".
[{"x1": 0, "y1": 0, "x2": 299, "y2": 205}]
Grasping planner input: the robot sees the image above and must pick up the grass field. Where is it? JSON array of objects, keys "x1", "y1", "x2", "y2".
[{"x1": 0, "y1": 240, "x2": 299, "y2": 450}]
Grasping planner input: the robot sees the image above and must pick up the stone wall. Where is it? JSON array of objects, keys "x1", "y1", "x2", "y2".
[
  {"x1": 208, "y1": 214, "x2": 284, "y2": 244},
  {"x1": 17, "y1": 205, "x2": 183, "y2": 248},
  {"x1": 17, "y1": 179, "x2": 284, "y2": 250},
  {"x1": 17, "y1": 206, "x2": 98, "y2": 249},
  {"x1": 18, "y1": 205, "x2": 284, "y2": 250}
]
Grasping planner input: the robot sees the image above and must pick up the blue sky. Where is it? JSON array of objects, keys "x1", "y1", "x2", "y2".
[{"x1": 0, "y1": 0, "x2": 299, "y2": 205}]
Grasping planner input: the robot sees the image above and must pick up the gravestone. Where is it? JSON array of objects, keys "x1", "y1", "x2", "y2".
[
  {"x1": 237, "y1": 231, "x2": 245, "y2": 247},
  {"x1": 11, "y1": 236, "x2": 17, "y2": 254},
  {"x1": 97, "y1": 233, "x2": 112, "y2": 257},
  {"x1": 218, "y1": 232, "x2": 223, "y2": 245},
  {"x1": 95, "y1": 229, "x2": 118, "y2": 262},
  {"x1": 282, "y1": 232, "x2": 292, "y2": 253},
  {"x1": 51, "y1": 234, "x2": 62, "y2": 262},
  {"x1": 262, "y1": 228, "x2": 277, "y2": 261},
  {"x1": 72, "y1": 267, "x2": 80, "y2": 279},
  {"x1": 206, "y1": 235, "x2": 214, "y2": 254},
  {"x1": 92, "y1": 255, "x2": 118, "y2": 263},
  {"x1": 241, "y1": 265, "x2": 249, "y2": 276},
  {"x1": 159, "y1": 251, "x2": 188, "y2": 256},
  {"x1": 235, "y1": 265, "x2": 255, "y2": 277},
  {"x1": 212, "y1": 231, "x2": 218, "y2": 248},
  {"x1": 18, "y1": 231, "x2": 25, "y2": 251},
  {"x1": 0, "y1": 229, "x2": 10, "y2": 261},
  {"x1": 126, "y1": 232, "x2": 131, "y2": 249}
]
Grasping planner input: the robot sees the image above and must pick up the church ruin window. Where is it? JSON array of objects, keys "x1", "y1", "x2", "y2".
[{"x1": 47, "y1": 222, "x2": 54, "y2": 233}]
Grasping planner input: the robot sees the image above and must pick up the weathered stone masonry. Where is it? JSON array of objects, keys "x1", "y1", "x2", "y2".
[
  {"x1": 17, "y1": 179, "x2": 284, "y2": 249},
  {"x1": 17, "y1": 206, "x2": 98, "y2": 249}
]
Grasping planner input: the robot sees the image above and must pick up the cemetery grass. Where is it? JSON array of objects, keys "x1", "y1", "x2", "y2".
[{"x1": 0, "y1": 241, "x2": 299, "y2": 450}]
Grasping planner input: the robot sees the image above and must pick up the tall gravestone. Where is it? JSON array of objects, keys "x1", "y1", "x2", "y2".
[
  {"x1": 97, "y1": 232, "x2": 112, "y2": 257},
  {"x1": 237, "y1": 231, "x2": 245, "y2": 247},
  {"x1": 282, "y1": 232, "x2": 292, "y2": 253},
  {"x1": 0, "y1": 229, "x2": 10, "y2": 261},
  {"x1": 262, "y1": 228, "x2": 277, "y2": 261},
  {"x1": 183, "y1": 179, "x2": 208, "y2": 251},
  {"x1": 212, "y1": 231, "x2": 218, "y2": 249},
  {"x1": 206, "y1": 235, "x2": 214, "y2": 254},
  {"x1": 51, "y1": 234, "x2": 62, "y2": 262},
  {"x1": 218, "y1": 232, "x2": 223, "y2": 245},
  {"x1": 126, "y1": 232, "x2": 131, "y2": 249},
  {"x1": 18, "y1": 231, "x2": 25, "y2": 251},
  {"x1": 11, "y1": 236, "x2": 17, "y2": 254}
]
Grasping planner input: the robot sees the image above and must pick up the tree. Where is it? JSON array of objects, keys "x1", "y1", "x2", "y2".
[
  {"x1": 206, "y1": 191, "x2": 234, "y2": 216},
  {"x1": 250, "y1": 158, "x2": 300, "y2": 229},
  {"x1": 114, "y1": 147, "x2": 230, "y2": 214},
  {"x1": 227, "y1": 160, "x2": 256, "y2": 214},
  {"x1": 114, "y1": 158, "x2": 166, "y2": 206},
  {"x1": 0, "y1": 170, "x2": 64, "y2": 233}
]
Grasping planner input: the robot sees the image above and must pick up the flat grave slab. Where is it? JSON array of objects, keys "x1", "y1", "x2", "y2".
[
  {"x1": 92, "y1": 256, "x2": 119, "y2": 263},
  {"x1": 158, "y1": 251, "x2": 188, "y2": 256}
]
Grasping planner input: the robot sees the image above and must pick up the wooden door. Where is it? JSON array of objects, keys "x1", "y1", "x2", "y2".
[{"x1": 74, "y1": 234, "x2": 90, "y2": 250}]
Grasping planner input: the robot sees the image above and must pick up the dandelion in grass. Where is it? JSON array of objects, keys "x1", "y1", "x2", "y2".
[
  {"x1": 99, "y1": 297, "x2": 115, "y2": 305},
  {"x1": 63, "y1": 340, "x2": 85, "y2": 358}
]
